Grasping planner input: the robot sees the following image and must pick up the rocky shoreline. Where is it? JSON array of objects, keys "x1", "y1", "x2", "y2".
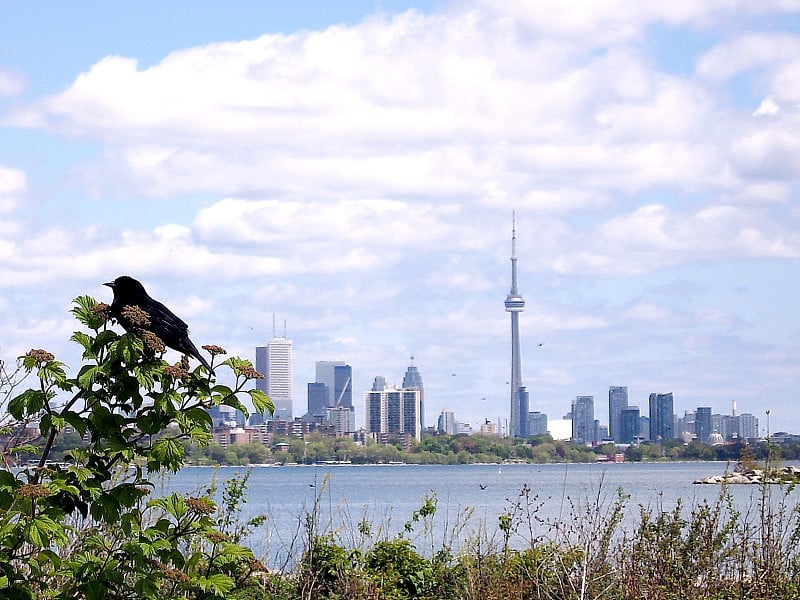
[{"x1": 694, "y1": 465, "x2": 800, "y2": 485}]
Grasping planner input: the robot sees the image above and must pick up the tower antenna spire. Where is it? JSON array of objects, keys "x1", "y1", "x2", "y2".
[{"x1": 505, "y1": 212, "x2": 528, "y2": 437}]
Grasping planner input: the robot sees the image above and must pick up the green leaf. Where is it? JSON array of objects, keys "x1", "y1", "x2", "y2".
[
  {"x1": 149, "y1": 437, "x2": 185, "y2": 472},
  {"x1": 211, "y1": 384, "x2": 234, "y2": 397},
  {"x1": 38, "y1": 360, "x2": 68, "y2": 387},
  {"x1": 23, "y1": 515, "x2": 68, "y2": 548},
  {"x1": 197, "y1": 574, "x2": 235, "y2": 595},
  {"x1": 77, "y1": 364, "x2": 100, "y2": 389},
  {"x1": 71, "y1": 294, "x2": 105, "y2": 330},
  {"x1": 70, "y1": 331, "x2": 94, "y2": 356},
  {"x1": 220, "y1": 395, "x2": 248, "y2": 418},
  {"x1": 148, "y1": 493, "x2": 188, "y2": 519},
  {"x1": 92, "y1": 329, "x2": 119, "y2": 354},
  {"x1": 248, "y1": 389, "x2": 274, "y2": 416},
  {"x1": 62, "y1": 410, "x2": 89, "y2": 436},
  {"x1": 8, "y1": 389, "x2": 47, "y2": 419},
  {"x1": 39, "y1": 413, "x2": 52, "y2": 437}
]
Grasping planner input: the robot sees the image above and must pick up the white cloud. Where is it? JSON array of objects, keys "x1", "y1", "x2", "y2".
[
  {"x1": 0, "y1": 71, "x2": 24, "y2": 97},
  {"x1": 2, "y1": 2, "x2": 800, "y2": 430},
  {"x1": 696, "y1": 33, "x2": 800, "y2": 82},
  {"x1": 0, "y1": 166, "x2": 25, "y2": 212},
  {"x1": 754, "y1": 97, "x2": 780, "y2": 116},
  {"x1": 1, "y1": 7, "x2": 763, "y2": 205}
]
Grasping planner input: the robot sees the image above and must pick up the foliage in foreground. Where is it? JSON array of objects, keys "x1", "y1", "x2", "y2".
[
  {"x1": 0, "y1": 295, "x2": 272, "y2": 599},
  {"x1": 270, "y1": 478, "x2": 800, "y2": 600}
]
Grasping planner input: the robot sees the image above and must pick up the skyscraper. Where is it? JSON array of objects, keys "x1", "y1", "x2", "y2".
[
  {"x1": 333, "y1": 364, "x2": 353, "y2": 409},
  {"x1": 505, "y1": 215, "x2": 528, "y2": 437},
  {"x1": 648, "y1": 392, "x2": 674, "y2": 441},
  {"x1": 696, "y1": 406, "x2": 712, "y2": 444},
  {"x1": 608, "y1": 386, "x2": 629, "y2": 442},
  {"x1": 256, "y1": 334, "x2": 293, "y2": 420},
  {"x1": 306, "y1": 382, "x2": 328, "y2": 417},
  {"x1": 528, "y1": 411, "x2": 548, "y2": 436},
  {"x1": 620, "y1": 406, "x2": 641, "y2": 444},
  {"x1": 572, "y1": 396, "x2": 595, "y2": 444},
  {"x1": 364, "y1": 388, "x2": 422, "y2": 441},
  {"x1": 402, "y1": 357, "x2": 425, "y2": 431},
  {"x1": 437, "y1": 410, "x2": 457, "y2": 435},
  {"x1": 315, "y1": 361, "x2": 346, "y2": 404}
]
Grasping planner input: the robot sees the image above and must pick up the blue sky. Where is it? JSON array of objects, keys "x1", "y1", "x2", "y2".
[{"x1": 1, "y1": 1, "x2": 800, "y2": 435}]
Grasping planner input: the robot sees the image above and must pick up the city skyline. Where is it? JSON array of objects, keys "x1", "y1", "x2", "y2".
[
  {"x1": 256, "y1": 335, "x2": 769, "y2": 437},
  {"x1": 1, "y1": 3, "x2": 799, "y2": 432}
]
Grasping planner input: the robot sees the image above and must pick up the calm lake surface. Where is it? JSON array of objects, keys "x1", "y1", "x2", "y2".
[{"x1": 161, "y1": 462, "x2": 798, "y2": 567}]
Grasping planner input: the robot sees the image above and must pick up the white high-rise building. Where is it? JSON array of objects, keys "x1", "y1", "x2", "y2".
[
  {"x1": 364, "y1": 387, "x2": 422, "y2": 441},
  {"x1": 256, "y1": 335, "x2": 293, "y2": 420},
  {"x1": 437, "y1": 410, "x2": 457, "y2": 435}
]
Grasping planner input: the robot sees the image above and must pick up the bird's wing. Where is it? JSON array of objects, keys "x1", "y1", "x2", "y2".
[{"x1": 145, "y1": 298, "x2": 190, "y2": 335}]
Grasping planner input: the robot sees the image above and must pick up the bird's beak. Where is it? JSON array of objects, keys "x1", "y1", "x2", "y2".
[{"x1": 104, "y1": 281, "x2": 114, "y2": 288}]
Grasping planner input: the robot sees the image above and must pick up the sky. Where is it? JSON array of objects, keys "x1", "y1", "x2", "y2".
[{"x1": 1, "y1": 1, "x2": 800, "y2": 435}]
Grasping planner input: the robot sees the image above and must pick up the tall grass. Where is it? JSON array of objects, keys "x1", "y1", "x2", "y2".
[{"x1": 236, "y1": 470, "x2": 800, "y2": 600}]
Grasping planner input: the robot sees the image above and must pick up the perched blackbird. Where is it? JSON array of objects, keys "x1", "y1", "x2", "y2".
[{"x1": 104, "y1": 275, "x2": 212, "y2": 371}]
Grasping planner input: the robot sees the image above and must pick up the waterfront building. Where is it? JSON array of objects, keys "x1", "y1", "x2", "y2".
[
  {"x1": 256, "y1": 332, "x2": 293, "y2": 420},
  {"x1": 649, "y1": 392, "x2": 675, "y2": 441},
  {"x1": 402, "y1": 358, "x2": 425, "y2": 431},
  {"x1": 437, "y1": 410, "x2": 457, "y2": 435},
  {"x1": 620, "y1": 407, "x2": 640, "y2": 444},
  {"x1": 529, "y1": 411, "x2": 548, "y2": 436},
  {"x1": 608, "y1": 386, "x2": 628, "y2": 442},
  {"x1": 738, "y1": 413, "x2": 759, "y2": 439},
  {"x1": 306, "y1": 382, "x2": 328, "y2": 418},
  {"x1": 696, "y1": 407, "x2": 712, "y2": 443},
  {"x1": 364, "y1": 387, "x2": 422, "y2": 442},
  {"x1": 572, "y1": 396, "x2": 595, "y2": 444},
  {"x1": 325, "y1": 405, "x2": 355, "y2": 436},
  {"x1": 639, "y1": 415, "x2": 650, "y2": 440},
  {"x1": 478, "y1": 419, "x2": 498, "y2": 436},
  {"x1": 504, "y1": 215, "x2": 529, "y2": 437}
]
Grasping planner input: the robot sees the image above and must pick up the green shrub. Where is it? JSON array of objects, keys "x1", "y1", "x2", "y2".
[{"x1": 0, "y1": 294, "x2": 272, "y2": 599}]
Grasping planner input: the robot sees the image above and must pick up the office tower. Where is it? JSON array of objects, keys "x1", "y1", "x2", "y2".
[
  {"x1": 505, "y1": 215, "x2": 528, "y2": 437},
  {"x1": 333, "y1": 364, "x2": 353, "y2": 409},
  {"x1": 528, "y1": 411, "x2": 548, "y2": 436},
  {"x1": 738, "y1": 413, "x2": 759, "y2": 439},
  {"x1": 694, "y1": 407, "x2": 711, "y2": 442},
  {"x1": 639, "y1": 416, "x2": 650, "y2": 440},
  {"x1": 402, "y1": 357, "x2": 425, "y2": 431},
  {"x1": 315, "y1": 361, "x2": 345, "y2": 403},
  {"x1": 372, "y1": 376, "x2": 387, "y2": 391},
  {"x1": 364, "y1": 388, "x2": 422, "y2": 441},
  {"x1": 256, "y1": 333, "x2": 293, "y2": 420},
  {"x1": 620, "y1": 407, "x2": 640, "y2": 443},
  {"x1": 572, "y1": 396, "x2": 595, "y2": 444},
  {"x1": 608, "y1": 386, "x2": 629, "y2": 442},
  {"x1": 721, "y1": 414, "x2": 737, "y2": 441},
  {"x1": 306, "y1": 382, "x2": 328, "y2": 417},
  {"x1": 648, "y1": 392, "x2": 674, "y2": 441},
  {"x1": 326, "y1": 406, "x2": 355, "y2": 436},
  {"x1": 437, "y1": 410, "x2": 457, "y2": 435}
]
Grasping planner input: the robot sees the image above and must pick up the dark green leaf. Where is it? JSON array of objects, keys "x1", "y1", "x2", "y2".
[{"x1": 248, "y1": 389, "x2": 274, "y2": 416}]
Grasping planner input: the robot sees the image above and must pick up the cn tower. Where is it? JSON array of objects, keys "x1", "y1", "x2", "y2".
[{"x1": 505, "y1": 214, "x2": 528, "y2": 437}]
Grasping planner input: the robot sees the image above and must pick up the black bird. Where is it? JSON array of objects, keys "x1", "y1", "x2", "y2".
[{"x1": 104, "y1": 275, "x2": 212, "y2": 370}]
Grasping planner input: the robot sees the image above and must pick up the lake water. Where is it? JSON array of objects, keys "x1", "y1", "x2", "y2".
[{"x1": 160, "y1": 461, "x2": 799, "y2": 568}]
